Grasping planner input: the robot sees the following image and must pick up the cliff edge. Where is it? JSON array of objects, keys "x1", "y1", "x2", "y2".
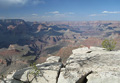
[{"x1": 1, "y1": 46, "x2": 120, "y2": 83}]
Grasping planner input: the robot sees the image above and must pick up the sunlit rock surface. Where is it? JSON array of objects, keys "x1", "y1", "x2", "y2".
[{"x1": 3, "y1": 46, "x2": 120, "y2": 83}]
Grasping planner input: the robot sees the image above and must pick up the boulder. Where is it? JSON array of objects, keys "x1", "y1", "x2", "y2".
[
  {"x1": 13, "y1": 56, "x2": 62, "y2": 83},
  {"x1": 58, "y1": 46, "x2": 120, "y2": 83},
  {"x1": 46, "y1": 56, "x2": 61, "y2": 63}
]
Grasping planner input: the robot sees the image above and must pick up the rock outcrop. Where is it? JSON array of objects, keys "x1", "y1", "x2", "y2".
[
  {"x1": 2, "y1": 56, "x2": 62, "y2": 83},
  {"x1": 2, "y1": 46, "x2": 120, "y2": 83},
  {"x1": 58, "y1": 46, "x2": 120, "y2": 83}
]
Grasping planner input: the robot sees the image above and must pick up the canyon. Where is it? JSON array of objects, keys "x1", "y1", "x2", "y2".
[{"x1": 0, "y1": 19, "x2": 120, "y2": 76}]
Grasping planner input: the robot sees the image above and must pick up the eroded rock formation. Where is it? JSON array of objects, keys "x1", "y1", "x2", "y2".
[{"x1": 1, "y1": 46, "x2": 120, "y2": 83}]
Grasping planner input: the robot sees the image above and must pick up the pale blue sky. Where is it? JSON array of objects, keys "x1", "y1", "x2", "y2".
[{"x1": 0, "y1": 0, "x2": 120, "y2": 21}]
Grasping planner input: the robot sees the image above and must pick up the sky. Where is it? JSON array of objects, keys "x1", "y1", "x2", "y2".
[{"x1": 0, "y1": 0, "x2": 120, "y2": 21}]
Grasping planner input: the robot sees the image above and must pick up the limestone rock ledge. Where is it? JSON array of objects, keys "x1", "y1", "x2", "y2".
[
  {"x1": 2, "y1": 46, "x2": 120, "y2": 83},
  {"x1": 1, "y1": 56, "x2": 62, "y2": 83},
  {"x1": 58, "y1": 46, "x2": 120, "y2": 83}
]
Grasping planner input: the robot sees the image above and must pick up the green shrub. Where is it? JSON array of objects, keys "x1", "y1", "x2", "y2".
[
  {"x1": 27, "y1": 63, "x2": 41, "y2": 83},
  {"x1": 102, "y1": 39, "x2": 116, "y2": 51},
  {"x1": 27, "y1": 63, "x2": 48, "y2": 83}
]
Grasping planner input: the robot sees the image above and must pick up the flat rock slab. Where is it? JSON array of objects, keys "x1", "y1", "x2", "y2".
[
  {"x1": 13, "y1": 56, "x2": 62, "y2": 83},
  {"x1": 58, "y1": 46, "x2": 120, "y2": 83}
]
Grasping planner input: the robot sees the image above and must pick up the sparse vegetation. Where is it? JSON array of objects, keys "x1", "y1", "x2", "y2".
[
  {"x1": 27, "y1": 63, "x2": 41, "y2": 83},
  {"x1": 27, "y1": 63, "x2": 48, "y2": 83},
  {"x1": 102, "y1": 39, "x2": 116, "y2": 51}
]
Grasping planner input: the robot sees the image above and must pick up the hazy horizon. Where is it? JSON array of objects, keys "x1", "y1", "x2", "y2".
[{"x1": 0, "y1": 0, "x2": 120, "y2": 21}]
